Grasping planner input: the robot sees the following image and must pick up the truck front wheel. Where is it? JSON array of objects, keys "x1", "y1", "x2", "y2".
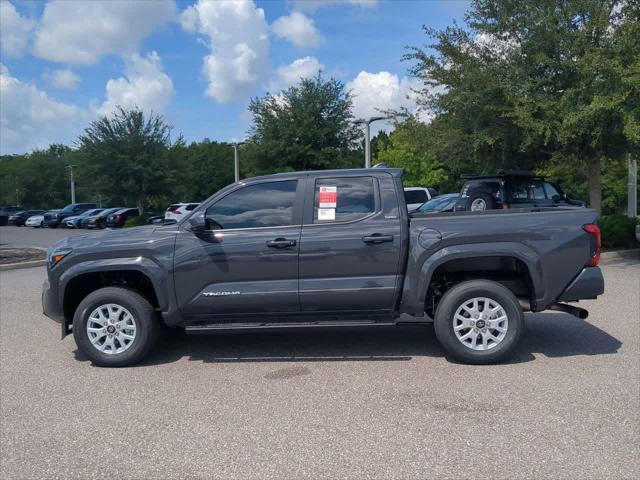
[
  {"x1": 72, "y1": 287, "x2": 160, "y2": 367},
  {"x1": 434, "y1": 280, "x2": 523, "y2": 364}
]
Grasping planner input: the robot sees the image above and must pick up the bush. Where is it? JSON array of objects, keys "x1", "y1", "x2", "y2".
[
  {"x1": 124, "y1": 217, "x2": 147, "y2": 228},
  {"x1": 599, "y1": 215, "x2": 639, "y2": 249}
]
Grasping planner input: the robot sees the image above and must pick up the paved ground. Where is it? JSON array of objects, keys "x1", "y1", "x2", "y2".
[
  {"x1": 0, "y1": 225, "x2": 93, "y2": 249},
  {"x1": 0, "y1": 248, "x2": 638, "y2": 479}
]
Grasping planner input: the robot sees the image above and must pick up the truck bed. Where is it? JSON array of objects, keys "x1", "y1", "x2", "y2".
[{"x1": 402, "y1": 207, "x2": 599, "y2": 315}]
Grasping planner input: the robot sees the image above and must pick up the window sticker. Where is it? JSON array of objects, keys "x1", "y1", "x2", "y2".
[
  {"x1": 319, "y1": 186, "x2": 337, "y2": 208},
  {"x1": 317, "y1": 208, "x2": 336, "y2": 221}
]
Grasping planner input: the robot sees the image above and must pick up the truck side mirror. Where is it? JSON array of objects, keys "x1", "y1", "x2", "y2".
[{"x1": 188, "y1": 211, "x2": 207, "y2": 233}]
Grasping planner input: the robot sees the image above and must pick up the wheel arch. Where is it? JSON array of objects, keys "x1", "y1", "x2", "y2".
[
  {"x1": 403, "y1": 243, "x2": 544, "y2": 316},
  {"x1": 59, "y1": 258, "x2": 170, "y2": 331}
]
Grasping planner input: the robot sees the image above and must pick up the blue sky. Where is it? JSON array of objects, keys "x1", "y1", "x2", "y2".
[{"x1": 0, "y1": 0, "x2": 469, "y2": 155}]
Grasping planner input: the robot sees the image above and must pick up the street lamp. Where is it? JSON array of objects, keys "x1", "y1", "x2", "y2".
[
  {"x1": 231, "y1": 141, "x2": 247, "y2": 183},
  {"x1": 65, "y1": 165, "x2": 76, "y2": 203},
  {"x1": 356, "y1": 116, "x2": 393, "y2": 168}
]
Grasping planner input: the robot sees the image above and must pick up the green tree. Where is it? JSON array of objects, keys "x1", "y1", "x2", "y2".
[
  {"x1": 377, "y1": 117, "x2": 448, "y2": 189},
  {"x1": 248, "y1": 73, "x2": 362, "y2": 174},
  {"x1": 167, "y1": 138, "x2": 236, "y2": 203},
  {"x1": 406, "y1": 0, "x2": 638, "y2": 212},
  {"x1": 0, "y1": 145, "x2": 75, "y2": 208},
  {"x1": 77, "y1": 107, "x2": 172, "y2": 213}
]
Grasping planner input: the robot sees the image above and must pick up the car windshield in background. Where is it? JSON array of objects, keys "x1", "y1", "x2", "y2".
[
  {"x1": 82, "y1": 209, "x2": 103, "y2": 217},
  {"x1": 507, "y1": 179, "x2": 547, "y2": 203},
  {"x1": 404, "y1": 190, "x2": 428, "y2": 204},
  {"x1": 418, "y1": 195, "x2": 458, "y2": 212}
]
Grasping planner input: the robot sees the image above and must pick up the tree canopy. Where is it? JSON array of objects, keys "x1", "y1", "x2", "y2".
[
  {"x1": 248, "y1": 73, "x2": 362, "y2": 173},
  {"x1": 400, "y1": 0, "x2": 639, "y2": 212}
]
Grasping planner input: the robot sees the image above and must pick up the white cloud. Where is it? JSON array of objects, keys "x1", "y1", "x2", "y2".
[
  {"x1": 0, "y1": 64, "x2": 88, "y2": 154},
  {"x1": 346, "y1": 71, "x2": 423, "y2": 131},
  {"x1": 293, "y1": 0, "x2": 377, "y2": 12},
  {"x1": 269, "y1": 56, "x2": 324, "y2": 92},
  {"x1": 180, "y1": 0, "x2": 270, "y2": 103},
  {"x1": 34, "y1": 0, "x2": 176, "y2": 65},
  {"x1": 42, "y1": 69, "x2": 81, "y2": 91},
  {"x1": 272, "y1": 12, "x2": 321, "y2": 48},
  {"x1": 0, "y1": 1, "x2": 35, "y2": 58},
  {"x1": 97, "y1": 52, "x2": 174, "y2": 116}
]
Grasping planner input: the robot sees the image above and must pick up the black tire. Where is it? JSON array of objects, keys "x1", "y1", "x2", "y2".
[
  {"x1": 73, "y1": 287, "x2": 160, "y2": 367},
  {"x1": 465, "y1": 191, "x2": 496, "y2": 211},
  {"x1": 433, "y1": 280, "x2": 523, "y2": 364}
]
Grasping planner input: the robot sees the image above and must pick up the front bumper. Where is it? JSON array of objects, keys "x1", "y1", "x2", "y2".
[
  {"x1": 43, "y1": 278, "x2": 69, "y2": 338},
  {"x1": 558, "y1": 267, "x2": 604, "y2": 302},
  {"x1": 42, "y1": 278, "x2": 64, "y2": 323}
]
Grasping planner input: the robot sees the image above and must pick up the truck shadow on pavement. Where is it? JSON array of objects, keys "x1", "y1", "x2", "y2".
[{"x1": 73, "y1": 312, "x2": 622, "y2": 366}]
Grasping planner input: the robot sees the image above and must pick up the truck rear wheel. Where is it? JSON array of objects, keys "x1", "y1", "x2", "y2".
[
  {"x1": 72, "y1": 287, "x2": 160, "y2": 367},
  {"x1": 434, "y1": 280, "x2": 523, "y2": 364}
]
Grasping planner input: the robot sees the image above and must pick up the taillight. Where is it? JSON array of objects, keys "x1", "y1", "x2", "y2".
[
  {"x1": 583, "y1": 224, "x2": 601, "y2": 266},
  {"x1": 117, "y1": 214, "x2": 124, "y2": 221},
  {"x1": 501, "y1": 204, "x2": 509, "y2": 209}
]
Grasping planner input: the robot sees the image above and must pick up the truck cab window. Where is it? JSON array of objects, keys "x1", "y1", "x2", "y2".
[
  {"x1": 313, "y1": 177, "x2": 375, "y2": 223},
  {"x1": 205, "y1": 180, "x2": 298, "y2": 229}
]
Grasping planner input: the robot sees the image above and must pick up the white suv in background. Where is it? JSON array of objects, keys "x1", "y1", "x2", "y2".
[
  {"x1": 165, "y1": 203, "x2": 199, "y2": 222},
  {"x1": 404, "y1": 187, "x2": 438, "y2": 212}
]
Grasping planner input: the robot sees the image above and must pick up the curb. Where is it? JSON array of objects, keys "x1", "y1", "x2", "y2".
[
  {"x1": 0, "y1": 247, "x2": 48, "y2": 271},
  {"x1": 0, "y1": 259, "x2": 47, "y2": 271}
]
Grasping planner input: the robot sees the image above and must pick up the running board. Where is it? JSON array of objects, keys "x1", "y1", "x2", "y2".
[{"x1": 185, "y1": 320, "x2": 395, "y2": 333}]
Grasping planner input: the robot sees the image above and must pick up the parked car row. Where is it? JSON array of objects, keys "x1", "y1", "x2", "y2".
[{"x1": 2, "y1": 201, "x2": 201, "y2": 230}]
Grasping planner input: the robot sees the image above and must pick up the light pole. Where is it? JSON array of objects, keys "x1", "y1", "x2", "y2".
[
  {"x1": 628, "y1": 153, "x2": 637, "y2": 218},
  {"x1": 66, "y1": 165, "x2": 76, "y2": 203},
  {"x1": 356, "y1": 116, "x2": 393, "y2": 168},
  {"x1": 231, "y1": 141, "x2": 246, "y2": 183}
]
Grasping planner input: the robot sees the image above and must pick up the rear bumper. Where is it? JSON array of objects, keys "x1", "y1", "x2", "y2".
[{"x1": 558, "y1": 267, "x2": 604, "y2": 302}]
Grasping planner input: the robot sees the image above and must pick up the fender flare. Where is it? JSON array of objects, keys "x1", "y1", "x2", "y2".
[
  {"x1": 58, "y1": 256, "x2": 171, "y2": 313},
  {"x1": 410, "y1": 242, "x2": 544, "y2": 313}
]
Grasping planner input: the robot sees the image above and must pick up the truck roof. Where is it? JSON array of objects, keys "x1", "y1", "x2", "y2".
[{"x1": 240, "y1": 166, "x2": 405, "y2": 184}]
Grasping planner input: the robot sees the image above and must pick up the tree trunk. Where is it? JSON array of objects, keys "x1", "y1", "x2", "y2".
[
  {"x1": 137, "y1": 198, "x2": 144, "y2": 216},
  {"x1": 587, "y1": 156, "x2": 602, "y2": 214}
]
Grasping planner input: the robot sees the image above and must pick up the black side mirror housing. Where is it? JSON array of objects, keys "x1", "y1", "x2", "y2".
[
  {"x1": 552, "y1": 194, "x2": 561, "y2": 203},
  {"x1": 188, "y1": 211, "x2": 207, "y2": 233}
]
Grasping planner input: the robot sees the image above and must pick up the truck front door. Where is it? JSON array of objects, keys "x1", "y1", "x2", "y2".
[{"x1": 173, "y1": 179, "x2": 303, "y2": 319}]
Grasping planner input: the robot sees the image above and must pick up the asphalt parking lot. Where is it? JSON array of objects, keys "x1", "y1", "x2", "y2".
[
  {"x1": 0, "y1": 227, "x2": 638, "y2": 479},
  {"x1": 0, "y1": 225, "x2": 92, "y2": 249}
]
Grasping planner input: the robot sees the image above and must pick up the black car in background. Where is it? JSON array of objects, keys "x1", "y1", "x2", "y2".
[
  {"x1": 454, "y1": 171, "x2": 585, "y2": 211},
  {"x1": 413, "y1": 193, "x2": 459, "y2": 215},
  {"x1": 8, "y1": 210, "x2": 46, "y2": 226},
  {"x1": 44, "y1": 203, "x2": 98, "y2": 228},
  {"x1": 105, "y1": 208, "x2": 140, "y2": 228},
  {"x1": 0, "y1": 206, "x2": 20, "y2": 226},
  {"x1": 82, "y1": 207, "x2": 123, "y2": 229}
]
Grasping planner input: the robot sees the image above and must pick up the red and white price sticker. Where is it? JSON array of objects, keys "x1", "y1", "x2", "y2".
[{"x1": 319, "y1": 186, "x2": 337, "y2": 208}]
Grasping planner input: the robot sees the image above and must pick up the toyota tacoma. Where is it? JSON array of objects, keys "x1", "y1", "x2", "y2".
[{"x1": 42, "y1": 166, "x2": 604, "y2": 367}]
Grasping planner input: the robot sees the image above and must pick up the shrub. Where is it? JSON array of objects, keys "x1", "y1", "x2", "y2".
[
  {"x1": 124, "y1": 217, "x2": 146, "y2": 228},
  {"x1": 599, "y1": 215, "x2": 639, "y2": 249}
]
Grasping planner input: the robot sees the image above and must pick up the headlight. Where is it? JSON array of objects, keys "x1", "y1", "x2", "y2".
[{"x1": 48, "y1": 248, "x2": 72, "y2": 267}]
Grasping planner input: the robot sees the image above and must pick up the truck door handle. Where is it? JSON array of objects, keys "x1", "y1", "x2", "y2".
[
  {"x1": 266, "y1": 238, "x2": 297, "y2": 249},
  {"x1": 362, "y1": 234, "x2": 394, "y2": 244}
]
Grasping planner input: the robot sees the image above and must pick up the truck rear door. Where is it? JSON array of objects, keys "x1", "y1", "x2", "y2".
[{"x1": 298, "y1": 173, "x2": 404, "y2": 314}]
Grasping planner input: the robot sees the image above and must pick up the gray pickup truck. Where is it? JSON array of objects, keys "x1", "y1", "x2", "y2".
[{"x1": 42, "y1": 167, "x2": 604, "y2": 367}]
